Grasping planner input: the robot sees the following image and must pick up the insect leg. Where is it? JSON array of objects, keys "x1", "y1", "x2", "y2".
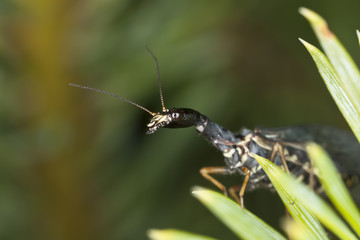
[
  {"x1": 308, "y1": 160, "x2": 315, "y2": 190},
  {"x1": 228, "y1": 167, "x2": 252, "y2": 208},
  {"x1": 200, "y1": 167, "x2": 228, "y2": 196},
  {"x1": 239, "y1": 167, "x2": 251, "y2": 208},
  {"x1": 269, "y1": 143, "x2": 298, "y2": 205},
  {"x1": 269, "y1": 142, "x2": 290, "y2": 174},
  {"x1": 229, "y1": 185, "x2": 242, "y2": 205}
]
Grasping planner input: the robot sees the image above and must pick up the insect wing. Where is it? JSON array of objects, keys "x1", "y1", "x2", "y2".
[
  {"x1": 258, "y1": 125, "x2": 360, "y2": 203},
  {"x1": 258, "y1": 126, "x2": 360, "y2": 171}
]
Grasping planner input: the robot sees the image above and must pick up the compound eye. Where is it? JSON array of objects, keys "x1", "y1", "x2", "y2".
[{"x1": 172, "y1": 112, "x2": 180, "y2": 119}]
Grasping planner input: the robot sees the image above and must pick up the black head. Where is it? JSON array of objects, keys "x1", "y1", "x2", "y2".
[{"x1": 147, "y1": 108, "x2": 203, "y2": 134}]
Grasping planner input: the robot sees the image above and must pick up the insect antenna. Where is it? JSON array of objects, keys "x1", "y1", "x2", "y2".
[
  {"x1": 68, "y1": 83, "x2": 156, "y2": 116},
  {"x1": 145, "y1": 46, "x2": 168, "y2": 113}
]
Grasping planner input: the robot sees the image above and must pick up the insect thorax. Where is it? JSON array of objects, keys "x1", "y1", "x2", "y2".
[{"x1": 217, "y1": 131, "x2": 315, "y2": 190}]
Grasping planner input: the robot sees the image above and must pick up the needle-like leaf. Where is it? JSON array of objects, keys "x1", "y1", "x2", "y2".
[
  {"x1": 252, "y1": 154, "x2": 328, "y2": 240},
  {"x1": 254, "y1": 154, "x2": 358, "y2": 240},
  {"x1": 307, "y1": 143, "x2": 360, "y2": 236},
  {"x1": 299, "y1": 7, "x2": 360, "y2": 141},
  {"x1": 148, "y1": 229, "x2": 218, "y2": 240},
  {"x1": 192, "y1": 187, "x2": 286, "y2": 240},
  {"x1": 299, "y1": 38, "x2": 360, "y2": 141}
]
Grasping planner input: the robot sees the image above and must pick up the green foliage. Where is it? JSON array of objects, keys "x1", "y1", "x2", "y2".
[
  {"x1": 306, "y1": 144, "x2": 360, "y2": 236},
  {"x1": 192, "y1": 187, "x2": 286, "y2": 240},
  {"x1": 299, "y1": 7, "x2": 360, "y2": 142},
  {"x1": 252, "y1": 153, "x2": 327, "y2": 240},
  {"x1": 148, "y1": 229, "x2": 218, "y2": 240},
  {"x1": 254, "y1": 150, "x2": 359, "y2": 240}
]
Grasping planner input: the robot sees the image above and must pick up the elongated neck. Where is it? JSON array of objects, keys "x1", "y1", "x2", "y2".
[
  {"x1": 164, "y1": 108, "x2": 239, "y2": 147},
  {"x1": 196, "y1": 116, "x2": 238, "y2": 145}
]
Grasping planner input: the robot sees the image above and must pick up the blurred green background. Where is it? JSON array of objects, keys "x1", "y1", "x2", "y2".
[{"x1": 0, "y1": 0, "x2": 359, "y2": 239}]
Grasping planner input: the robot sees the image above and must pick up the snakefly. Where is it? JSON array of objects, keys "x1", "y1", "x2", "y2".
[{"x1": 69, "y1": 49, "x2": 360, "y2": 208}]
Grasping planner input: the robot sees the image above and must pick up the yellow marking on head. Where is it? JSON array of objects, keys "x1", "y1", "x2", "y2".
[{"x1": 147, "y1": 113, "x2": 172, "y2": 134}]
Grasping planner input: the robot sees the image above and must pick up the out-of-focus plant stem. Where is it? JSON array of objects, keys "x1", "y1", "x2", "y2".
[{"x1": 7, "y1": 1, "x2": 100, "y2": 239}]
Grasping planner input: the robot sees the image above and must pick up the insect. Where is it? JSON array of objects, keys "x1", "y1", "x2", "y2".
[{"x1": 70, "y1": 49, "x2": 360, "y2": 208}]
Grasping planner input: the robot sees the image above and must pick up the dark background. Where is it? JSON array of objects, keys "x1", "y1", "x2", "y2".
[{"x1": 0, "y1": 0, "x2": 359, "y2": 239}]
